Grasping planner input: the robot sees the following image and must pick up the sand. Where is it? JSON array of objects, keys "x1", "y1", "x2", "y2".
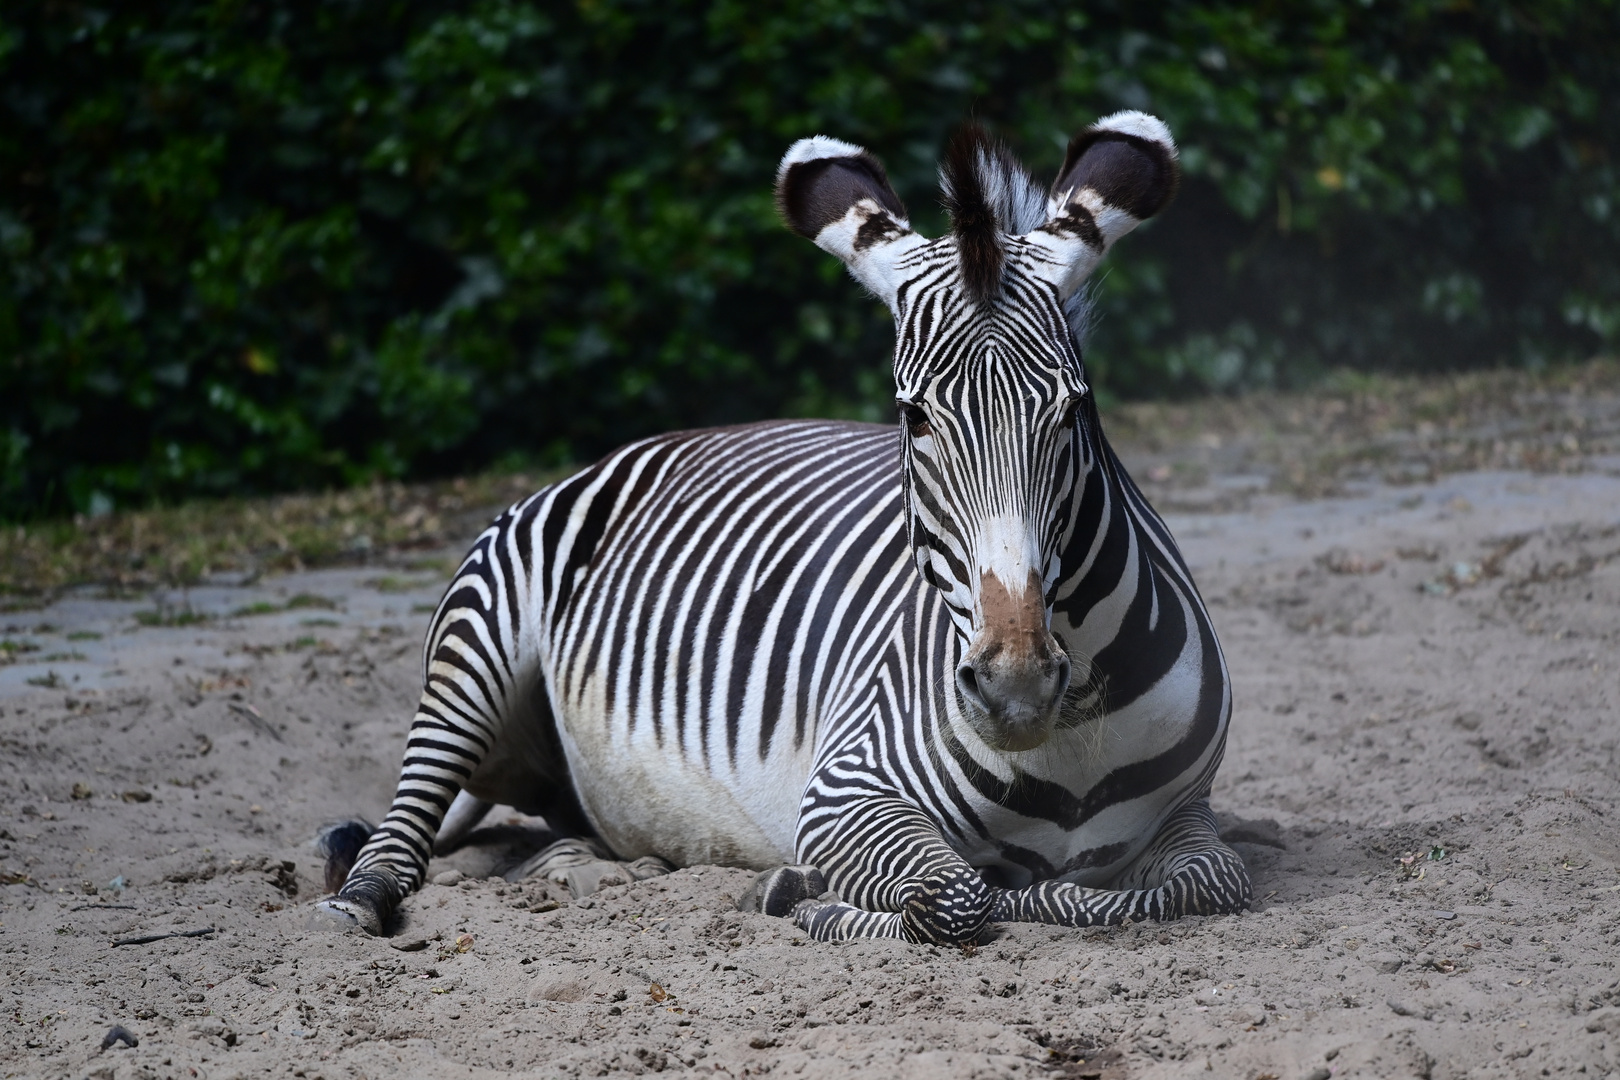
[{"x1": 2, "y1": 447, "x2": 1618, "y2": 1079}]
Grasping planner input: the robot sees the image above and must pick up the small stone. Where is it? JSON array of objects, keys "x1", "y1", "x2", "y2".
[
  {"x1": 121, "y1": 790, "x2": 152, "y2": 803},
  {"x1": 1304, "y1": 1069, "x2": 1332, "y2": 1080},
  {"x1": 1432, "y1": 909, "x2": 1456, "y2": 920},
  {"x1": 1414, "y1": 952, "x2": 1435, "y2": 969},
  {"x1": 748, "y1": 1032, "x2": 778, "y2": 1049},
  {"x1": 1369, "y1": 952, "x2": 1404, "y2": 974},
  {"x1": 1387, "y1": 998, "x2": 1429, "y2": 1019},
  {"x1": 432, "y1": 870, "x2": 463, "y2": 887},
  {"x1": 1585, "y1": 1008, "x2": 1618, "y2": 1033}
]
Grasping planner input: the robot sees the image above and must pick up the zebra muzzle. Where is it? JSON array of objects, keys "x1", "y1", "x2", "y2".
[{"x1": 958, "y1": 571, "x2": 1072, "y2": 751}]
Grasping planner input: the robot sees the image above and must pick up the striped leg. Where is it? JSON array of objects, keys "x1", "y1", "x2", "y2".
[
  {"x1": 316, "y1": 550, "x2": 519, "y2": 934},
  {"x1": 791, "y1": 791, "x2": 996, "y2": 945},
  {"x1": 993, "y1": 800, "x2": 1251, "y2": 926}
]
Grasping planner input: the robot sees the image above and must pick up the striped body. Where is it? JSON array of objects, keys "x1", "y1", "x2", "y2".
[{"x1": 388, "y1": 414, "x2": 1225, "y2": 901}]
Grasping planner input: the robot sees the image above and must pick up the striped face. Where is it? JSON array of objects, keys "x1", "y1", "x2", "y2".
[
  {"x1": 892, "y1": 245, "x2": 1087, "y2": 750},
  {"x1": 776, "y1": 113, "x2": 1181, "y2": 752}
]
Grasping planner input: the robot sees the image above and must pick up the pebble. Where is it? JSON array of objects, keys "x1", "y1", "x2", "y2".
[
  {"x1": 1369, "y1": 951, "x2": 1404, "y2": 974},
  {"x1": 1234, "y1": 1005, "x2": 1266, "y2": 1027},
  {"x1": 1586, "y1": 1008, "x2": 1618, "y2": 1033},
  {"x1": 1387, "y1": 998, "x2": 1429, "y2": 1019},
  {"x1": 433, "y1": 869, "x2": 464, "y2": 887},
  {"x1": 1304, "y1": 1069, "x2": 1331, "y2": 1080}
]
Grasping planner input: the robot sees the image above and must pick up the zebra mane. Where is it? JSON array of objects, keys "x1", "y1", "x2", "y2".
[{"x1": 939, "y1": 125, "x2": 1047, "y2": 303}]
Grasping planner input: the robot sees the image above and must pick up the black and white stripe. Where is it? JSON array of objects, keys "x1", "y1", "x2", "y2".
[{"x1": 321, "y1": 111, "x2": 1250, "y2": 944}]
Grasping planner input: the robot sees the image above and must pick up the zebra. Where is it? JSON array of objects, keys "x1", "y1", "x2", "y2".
[{"x1": 315, "y1": 110, "x2": 1251, "y2": 945}]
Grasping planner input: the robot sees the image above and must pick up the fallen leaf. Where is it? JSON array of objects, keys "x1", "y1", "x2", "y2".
[
  {"x1": 648, "y1": 983, "x2": 667, "y2": 1003},
  {"x1": 455, "y1": 933, "x2": 474, "y2": 953}
]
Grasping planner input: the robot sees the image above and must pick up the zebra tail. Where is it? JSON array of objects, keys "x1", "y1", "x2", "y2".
[{"x1": 315, "y1": 819, "x2": 376, "y2": 895}]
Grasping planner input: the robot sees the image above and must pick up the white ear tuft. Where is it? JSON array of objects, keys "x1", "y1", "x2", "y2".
[
  {"x1": 776, "y1": 136, "x2": 870, "y2": 184},
  {"x1": 1089, "y1": 111, "x2": 1178, "y2": 157}
]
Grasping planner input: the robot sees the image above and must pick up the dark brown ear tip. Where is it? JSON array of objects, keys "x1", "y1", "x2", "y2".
[
  {"x1": 1054, "y1": 130, "x2": 1181, "y2": 221},
  {"x1": 774, "y1": 158, "x2": 832, "y2": 238},
  {"x1": 774, "y1": 152, "x2": 908, "y2": 240}
]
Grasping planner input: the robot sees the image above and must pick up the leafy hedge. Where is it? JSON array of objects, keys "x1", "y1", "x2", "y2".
[{"x1": 3, "y1": 0, "x2": 1616, "y2": 518}]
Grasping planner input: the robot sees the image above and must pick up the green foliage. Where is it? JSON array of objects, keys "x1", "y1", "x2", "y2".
[{"x1": 2, "y1": 0, "x2": 1617, "y2": 518}]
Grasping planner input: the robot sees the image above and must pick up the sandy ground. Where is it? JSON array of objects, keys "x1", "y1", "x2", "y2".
[{"x1": 2, "y1": 442, "x2": 1619, "y2": 1079}]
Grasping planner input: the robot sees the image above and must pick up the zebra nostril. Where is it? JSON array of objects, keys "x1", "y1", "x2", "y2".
[
  {"x1": 956, "y1": 664, "x2": 990, "y2": 713},
  {"x1": 1052, "y1": 652, "x2": 1072, "y2": 703}
]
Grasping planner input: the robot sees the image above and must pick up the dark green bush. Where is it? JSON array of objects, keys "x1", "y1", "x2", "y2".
[{"x1": 3, "y1": 0, "x2": 1616, "y2": 518}]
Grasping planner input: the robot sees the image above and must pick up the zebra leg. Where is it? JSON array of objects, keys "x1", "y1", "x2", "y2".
[
  {"x1": 993, "y1": 799, "x2": 1251, "y2": 926},
  {"x1": 790, "y1": 795, "x2": 996, "y2": 945},
  {"x1": 314, "y1": 679, "x2": 502, "y2": 934},
  {"x1": 433, "y1": 790, "x2": 494, "y2": 856},
  {"x1": 314, "y1": 546, "x2": 530, "y2": 934},
  {"x1": 509, "y1": 836, "x2": 673, "y2": 898}
]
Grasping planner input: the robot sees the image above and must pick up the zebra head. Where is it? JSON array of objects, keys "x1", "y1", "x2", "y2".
[{"x1": 776, "y1": 113, "x2": 1180, "y2": 753}]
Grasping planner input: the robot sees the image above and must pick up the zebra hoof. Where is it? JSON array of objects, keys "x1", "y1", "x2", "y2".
[
  {"x1": 309, "y1": 896, "x2": 382, "y2": 936},
  {"x1": 737, "y1": 865, "x2": 828, "y2": 918}
]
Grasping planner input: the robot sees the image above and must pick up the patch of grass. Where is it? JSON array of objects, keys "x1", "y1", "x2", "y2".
[
  {"x1": 133, "y1": 609, "x2": 212, "y2": 628},
  {"x1": 65, "y1": 630, "x2": 102, "y2": 641},
  {"x1": 287, "y1": 636, "x2": 320, "y2": 650},
  {"x1": 0, "y1": 467, "x2": 571, "y2": 597},
  {"x1": 1109, "y1": 358, "x2": 1620, "y2": 500},
  {"x1": 365, "y1": 576, "x2": 435, "y2": 594},
  {"x1": 299, "y1": 617, "x2": 341, "y2": 628},
  {"x1": 1, "y1": 639, "x2": 40, "y2": 656},
  {"x1": 410, "y1": 603, "x2": 438, "y2": 614},
  {"x1": 230, "y1": 593, "x2": 340, "y2": 618},
  {"x1": 39, "y1": 651, "x2": 88, "y2": 663},
  {"x1": 404, "y1": 556, "x2": 459, "y2": 575},
  {"x1": 26, "y1": 671, "x2": 64, "y2": 688}
]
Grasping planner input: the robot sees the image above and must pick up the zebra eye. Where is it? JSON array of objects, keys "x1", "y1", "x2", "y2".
[
  {"x1": 899, "y1": 402, "x2": 932, "y2": 439},
  {"x1": 1060, "y1": 397, "x2": 1084, "y2": 429}
]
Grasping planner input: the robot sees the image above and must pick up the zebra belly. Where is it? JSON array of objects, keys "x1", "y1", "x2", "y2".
[{"x1": 551, "y1": 682, "x2": 809, "y2": 869}]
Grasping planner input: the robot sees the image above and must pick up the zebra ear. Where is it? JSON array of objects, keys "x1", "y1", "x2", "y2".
[
  {"x1": 776, "y1": 137, "x2": 923, "y2": 306},
  {"x1": 1026, "y1": 111, "x2": 1180, "y2": 299}
]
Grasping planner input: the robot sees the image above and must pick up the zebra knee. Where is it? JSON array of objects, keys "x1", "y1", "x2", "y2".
[
  {"x1": 1158, "y1": 845, "x2": 1252, "y2": 918},
  {"x1": 899, "y1": 868, "x2": 995, "y2": 945}
]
